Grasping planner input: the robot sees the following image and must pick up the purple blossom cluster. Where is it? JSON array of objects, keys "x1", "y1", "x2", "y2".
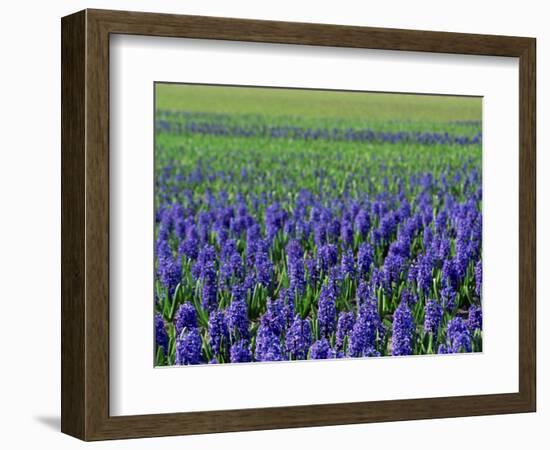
[{"x1": 153, "y1": 110, "x2": 483, "y2": 366}]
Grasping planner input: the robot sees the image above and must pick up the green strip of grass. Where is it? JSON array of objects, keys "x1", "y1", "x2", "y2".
[{"x1": 155, "y1": 83, "x2": 482, "y2": 123}]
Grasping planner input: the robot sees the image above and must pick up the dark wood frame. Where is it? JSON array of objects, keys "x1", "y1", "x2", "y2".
[{"x1": 61, "y1": 8, "x2": 536, "y2": 441}]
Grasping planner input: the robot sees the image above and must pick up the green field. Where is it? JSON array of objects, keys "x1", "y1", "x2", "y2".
[{"x1": 155, "y1": 83, "x2": 482, "y2": 122}]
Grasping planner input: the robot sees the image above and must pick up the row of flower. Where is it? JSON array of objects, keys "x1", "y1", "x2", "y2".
[
  {"x1": 154, "y1": 153, "x2": 483, "y2": 365},
  {"x1": 156, "y1": 113, "x2": 482, "y2": 146}
]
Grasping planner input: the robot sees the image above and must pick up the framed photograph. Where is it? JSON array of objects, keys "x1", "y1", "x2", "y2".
[{"x1": 61, "y1": 9, "x2": 536, "y2": 441}]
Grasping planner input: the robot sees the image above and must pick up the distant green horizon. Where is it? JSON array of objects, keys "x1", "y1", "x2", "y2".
[{"x1": 155, "y1": 83, "x2": 482, "y2": 123}]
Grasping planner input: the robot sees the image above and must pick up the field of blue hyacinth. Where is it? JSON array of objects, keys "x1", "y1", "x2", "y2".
[{"x1": 154, "y1": 85, "x2": 483, "y2": 366}]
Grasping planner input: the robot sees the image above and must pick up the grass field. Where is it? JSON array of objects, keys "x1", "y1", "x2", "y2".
[
  {"x1": 156, "y1": 83, "x2": 482, "y2": 122},
  {"x1": 154, "y1": 83, "x2": 483, "y2": 366}
]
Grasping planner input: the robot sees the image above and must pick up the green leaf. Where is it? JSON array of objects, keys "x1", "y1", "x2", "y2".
[{"x1": 155, "y1": 346, "x2": 166, "y2": 366}]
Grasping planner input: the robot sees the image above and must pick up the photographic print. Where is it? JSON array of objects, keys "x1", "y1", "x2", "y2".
[{"x1": 154, "y1": 84, "x2": 483, "y2": 366}]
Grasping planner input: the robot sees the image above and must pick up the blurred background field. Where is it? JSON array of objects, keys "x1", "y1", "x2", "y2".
[{"x1": 156, "y1": 83, "x2": 481, "y2": 123}]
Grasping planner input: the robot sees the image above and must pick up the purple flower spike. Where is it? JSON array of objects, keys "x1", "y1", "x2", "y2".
[
  {"x1": 155, "y1": 314, "x2": 169, "y2": 353},
  {"x1": 423, "y1": 299, "x2": 443, "y2": 335},
  {"x1": 230, "y1": 340, "x2": 252, "y2": 363},
  {"x1": 254, "y1": 239, "x2": 273, "y2": 288},
  {"x1": 468, "y1": 305, "x2": 482, "y2": 332},
  {"x1": 287, "y1": 240, "x2": 306, "y2": 295},
  {"x1": 446, "y1": 317, "x2": 472, "y2": 353},
  {"x1": 175, "y1": 303, "x2": 198, "y2": 336},
  {"x1": 255, "y1": 324, "x2": 284, "y2": 362},
  {"x1": 317, "y1": 283, "x2": 337, "y2": 336},
  {"x1": 175, "y1": 329, "x2": 202, "y2": 365},
  {"x1": 157, "y1": 240, "x2": 181, "y2": 297},
  {"x1": 285, "y1": 315, "x2": 313, "y2": 360},
  {"x1": 349, "y1": 301, "x2": 384, "y2": 357},
  {"x1": 354, "y1": 209, "x2": 370, "y2": 239},
  {"x1": 208, "y1": 311, "x2": 229, "y2": 354},
  {"x1": 261, "y1": 298, "x2": 286, "y2": 336},
  {"x1": 391, "y1": 301, "x2": 415, "y2": 356},
  {"x1": 357, "y1": 243, "x2": 374, "y2": 276},
  {"x1": 336, "y1": 311, "x2": 355, "y2": 349},
  {"x1": 475, "y1": 260, "x2": 482, "y2": 298},
  {"x1": 226, "y1": 288, "x2": 250, "y2": 340},
  {"x1": 341, "y1": 248, "x2": 355, "y2": 279},
  {"x1": 309, "y1": 338, "x2": 333, "y2": 359}
]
